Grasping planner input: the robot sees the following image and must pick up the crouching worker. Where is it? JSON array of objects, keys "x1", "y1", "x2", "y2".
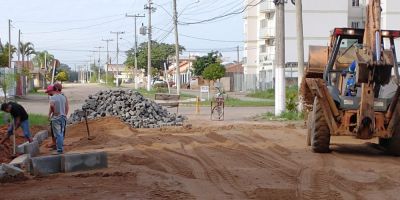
[
  {"x1": 0, "y1": 102, "x2": 33, "y2": 144},
  {"x1": 46, "y1": 84, "x2": 68, "y2": 154}
]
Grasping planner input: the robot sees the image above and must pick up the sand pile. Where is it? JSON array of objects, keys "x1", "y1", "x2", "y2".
[{"x1": 68, "y1": 89, "x2": 186, "y2": 128}]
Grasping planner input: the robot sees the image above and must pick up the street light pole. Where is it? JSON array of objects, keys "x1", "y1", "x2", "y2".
[
  {"x1": 274, "y1": 0, "x2": 286, "y2": 116},
  {"x1": 145, "y1": 0, "x2": 155, "y2": 91},
  {"x1": 110, "y1": 31, "x2": 125, "y2": 87},
  {"x1": 173, "y1": 0, "x2": 181, "y2": 94},
  {"x1": 126, "y1": 14, "x2": 145, "y2": 89},
  {"x1": 94, "y1": 46, "x2": 103, "y2": 83},
  {"x1": 295, "y1": 0, "x2": 305, "y2": 110},
  {"x1": 102, "y1": 39, "x2": 113, "y2": 85}
]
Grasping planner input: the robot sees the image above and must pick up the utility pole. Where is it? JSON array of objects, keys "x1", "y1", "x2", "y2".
[
  {"x1": 172, "y1": 0, "x2": 181, "y2": 94},
  {"x1": 8, "y1": 20, "x2": 15, "y2": 155},
  {"x1": 145, "y1": 0, "x2": 155, "y2": 91},
  {"x1": 94, "y1": 46, "x2": 103, "y2": 83},
  {"x1": 17, "y1": 30, "x2": 21, "y2": 96},
  {"x1": 236, "y1": 46, "x2": 240, "y2": 64},
  {"x1": 295, "y1": 0, "x2": 305, "y2": 110},
  {"x1": 44, "y1": 52, "x2": 47, "y2": 88},
  {"x1": 126, "y1": 13, "x2": 145, "y2": 90},
  {"x1": 102, "y1": 39, "x2": 113, "y2": 85},
  {"x1": 274, "y1": 0, "x2": 286, "y2": 116},
  {"x1": 110, "y1": 31, "x2": 125, "y2": 87},
  {"x1": 17, "y1": 30, "x2": 21, "y2": 62},
  {"x1": 8, "y1": 19, "x2": 11, "y2": 69}
]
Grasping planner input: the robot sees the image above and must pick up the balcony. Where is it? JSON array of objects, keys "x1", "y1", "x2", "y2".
[
  {"x1": 259, "y1": 0, "x2": 275, "y2": 13},
  {"x1": 259, "y1": 27, "x2": 275, "y2": 39}
]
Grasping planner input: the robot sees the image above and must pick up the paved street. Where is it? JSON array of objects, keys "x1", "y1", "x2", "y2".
[{"x1": 17, "y1": 83, "x2": 271, "y2": 121}]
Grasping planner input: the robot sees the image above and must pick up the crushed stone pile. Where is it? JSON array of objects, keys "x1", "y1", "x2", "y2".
[{"x1": 68, "y1": 90, "x2": 186, "y2": 128}]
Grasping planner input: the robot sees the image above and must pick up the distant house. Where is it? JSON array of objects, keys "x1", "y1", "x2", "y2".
[
  {"x1": 167, "y1": 58, "x2": 195, "y2": 86},
  {"x1": 13, "y1": 61, "x2": 43, "y2": 95},
  {"x1": 106, "y1": 64, "x2": 145, "y2": 85},
  {"x1": 225, "y1": 63, "x2": 243, "y2": 74}
]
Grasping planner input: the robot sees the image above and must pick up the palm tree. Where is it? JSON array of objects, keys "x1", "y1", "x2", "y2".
[
  {"x1": 0, "y1": 42, "x2": 17, "y2": 67},
  {"x1": 18, "y1": 42, "x2": 36, "y2": 94},
  {"x1": 32, "y1": 51, "x2": 54, "y2": 88},
  {"x1": 19, "y1": 42, "x2": 35, "y2": 65},
  {"x1": 33, "y1": 51, "x2": 54, "y2": 69}
]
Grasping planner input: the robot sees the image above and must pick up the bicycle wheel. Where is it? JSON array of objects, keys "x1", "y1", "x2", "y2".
[{"x1": 212, "y1": 105, "x2": 223, "y2": 120}]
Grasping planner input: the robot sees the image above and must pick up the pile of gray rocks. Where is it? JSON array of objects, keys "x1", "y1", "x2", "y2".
[{"x1": 68, "y1": 90, "x2": 185, "y2": 128}]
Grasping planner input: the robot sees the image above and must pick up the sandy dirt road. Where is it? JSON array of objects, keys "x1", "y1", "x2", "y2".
[{"x1": 1, "y1": 116, "x2": 400, "y2": 200}]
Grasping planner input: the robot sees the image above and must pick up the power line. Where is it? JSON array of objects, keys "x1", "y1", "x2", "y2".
[
  {"x1": 23, "y1": 17, "x2": 125, "y2": 34},
  {"x1": 14, "y1": 14, "x2": 125, "y2": 24},
  {"x1": 179, "y1": 0, "x2": 262, "y2": 25},
  {"x1": 153, "y1": 26, "x2": 243, "y2": 43},
  {"x1": 182, "y1": 0, "x2": 242, "y2": 16}
]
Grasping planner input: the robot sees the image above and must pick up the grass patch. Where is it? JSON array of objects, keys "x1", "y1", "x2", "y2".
[
  {"x1": 261, "y1": 111, "x2": 304, "y2": 121},
  {"x1": 0, "y1": 112, "x2": 49, "y2": 126},
  {"x1": 134, "y1": 88, "x2": 196, "y2": 100},
  {"x1": 183, "y1": 97, "x2": 274, "y2": 107},
  {"x1": 28, "y1": 90, "x2": 47, "y2": 96},
  {"x1": 247, "y1": 86, "x2": 299, "y2": 100},
  {"x1": 224, "y1": 98, "x2": 274, "y2": 107}
]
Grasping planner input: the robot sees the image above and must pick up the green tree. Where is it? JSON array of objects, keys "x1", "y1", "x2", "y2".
[
  {"x1": 0, "y1": 71, "x2": 16, "y2": 102},
  {"x1": 32, "y1": 51, "x2": 54, "y2": 70},
  {"x1": 193, "y1": 51, "x2": 221, "y2": 76},
  {"x1": 56, "y1": 71, "x2": 69, "y2": 83},
  {"x1": 202, "y1": 63, "x2": 226, "y2": 82},
  {"x1": 18, "y1": 42, "x2": 36, "y2": 94},
  {"x1": 19, "y1": 42, "x2": 36, "y2": 69},
  {"x1": 32, "y1": 51, "x2": 55, "y2": 86},
  {"x1": 0, "y1": 43, "x2": 17, "y2": 67},
  {"x1": 125, "y1": 41, "x2": 185, "y2": 74}
]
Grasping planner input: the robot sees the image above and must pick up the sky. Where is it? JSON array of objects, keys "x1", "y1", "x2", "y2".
[{"x1": 0, "y1": 0, "x2": 244, "y2": 69}]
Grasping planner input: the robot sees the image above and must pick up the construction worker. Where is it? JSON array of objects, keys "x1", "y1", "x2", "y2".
[
  {"x1": 46, "y1": 83, "x2": 68, "y2": 154},
  {"x1": 0, "y1": 102, "x2": 33, "y2": 144},
  {"x1": 53, "y1": 82, "x2": 69, "y2": 137}
]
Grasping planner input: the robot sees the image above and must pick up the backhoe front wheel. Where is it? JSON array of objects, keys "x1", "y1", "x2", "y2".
[{"x1": 310, "y1": 97, "x2": 331, "y2": 153}]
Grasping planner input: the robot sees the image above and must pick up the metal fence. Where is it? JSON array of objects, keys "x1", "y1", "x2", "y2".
[{"x1": 226, "y1": 67, "x2": 298, "y2": 92}]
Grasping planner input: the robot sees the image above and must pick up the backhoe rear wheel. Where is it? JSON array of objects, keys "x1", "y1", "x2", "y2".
[
  {"x1": 379, "y1": 136, "x2": 400, "y2": 156},
  {"x1": 310, "y1": 97, "x2": 331, "y2": 153}
]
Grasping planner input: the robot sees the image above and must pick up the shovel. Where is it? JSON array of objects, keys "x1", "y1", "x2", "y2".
[{"x1": 82, "y1": 108, "x2": 95, "y2": 140}]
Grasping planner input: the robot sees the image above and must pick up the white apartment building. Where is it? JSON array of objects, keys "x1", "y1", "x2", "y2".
[{"x1": 243, "y1": 0, "x2": 399, "y2": 90}]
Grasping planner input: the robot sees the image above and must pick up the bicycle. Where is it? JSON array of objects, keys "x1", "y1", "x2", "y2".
[{"x1": 210, "y1": 86, "x2": 225, "y2": 121}]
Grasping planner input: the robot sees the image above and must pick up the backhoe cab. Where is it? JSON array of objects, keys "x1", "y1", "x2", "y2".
[{"x1": 303, "y1": 27, "x2": 400, "y2": 155}]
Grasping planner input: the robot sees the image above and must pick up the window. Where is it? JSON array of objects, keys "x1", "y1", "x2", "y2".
[
  {"x1": 351, "y1": 21, "x2": 360, "y2": 28},
  {"x1": 266, "y1": 12, "x2": 274, "y2": 20},
  {"x1": 352, "y1": 0, "x2": 359, "y2": 7},
  {"x1": 260, "y1": 19, "x2": 267, "y2": 28},
  {"x1": 266, "y1": 38, "x2": 275, "y2": 46},
  {"x1": 260, "y1": 45, "x2": 266, "y2": 53}
]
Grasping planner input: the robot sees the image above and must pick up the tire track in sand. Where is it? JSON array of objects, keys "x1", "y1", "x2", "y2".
[{"x1": 193, "y1": 147, "x2": 247, "y2": 198}]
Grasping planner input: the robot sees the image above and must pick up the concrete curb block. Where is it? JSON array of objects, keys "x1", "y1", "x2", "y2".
[
  {"x1": 30, "y1": 155, "x2": 62, "y2": 176},
  {"x1": 2, "y1": 163, "x2": 24, "y2": 176},
  {"x1": 9, "y1": 154, "x2": 31, "y2": 169},
  {"x1": 33, "y1": 130, "x2": 49, "y2": 145},
  {"x1": 29, "y1": 152, "x2": 108, "y2": 176},
  {"x1": 61, "y1": 152, "x2": 108, "y2": 173},
  {"x1": 16, "y1": 142, "x2": 29, "y2": 154},
  {"x1": 24, "y1": 140, "x2": 40, "y2": 157}
]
